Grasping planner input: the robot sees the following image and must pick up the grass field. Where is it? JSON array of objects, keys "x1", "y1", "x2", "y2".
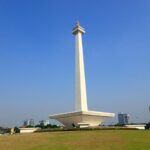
[{"x1": 0, "y1": 130, "x2": 150, "y2": 150}]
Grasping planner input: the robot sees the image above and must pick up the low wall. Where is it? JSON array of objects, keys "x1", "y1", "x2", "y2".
[{"x1": 20, "y1": 128, "x2": 40, "y2": 133}]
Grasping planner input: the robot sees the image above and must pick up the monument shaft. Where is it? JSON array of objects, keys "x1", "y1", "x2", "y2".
[{"x1": 73, "y1": 22, "x2": 88, "y2": 111}]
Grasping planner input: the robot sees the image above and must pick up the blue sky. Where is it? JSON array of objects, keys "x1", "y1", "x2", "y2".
[{"x1": 0, "y1": 0, "x2": 150, "y2": 127}]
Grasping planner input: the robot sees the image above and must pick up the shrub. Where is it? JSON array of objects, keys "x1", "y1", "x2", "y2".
[{"x1": 145, "y1": 122, "x2": 150, "y2": 130}]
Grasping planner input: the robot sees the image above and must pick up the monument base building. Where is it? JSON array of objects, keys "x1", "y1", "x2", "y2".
[
  {"x1": 50, "y1": 110, "x2": 114, "y2": 128},
  {"x1": 49, "y1": 22, "x2": 115, "y2": 128}
]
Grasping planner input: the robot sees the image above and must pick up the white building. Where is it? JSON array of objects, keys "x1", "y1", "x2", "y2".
[
  {"x1": 125, "y1": 124, "x2": 146, "y2": 130},
  {"x1": 39, "y1": 120, "x2": 50, "y2": 126},
  {"x1": 20, "y1": 128, "x2": 39, "y2": 133},
  {"x1": 23, "y1": 119, "x2": 34, "y2": 127}
]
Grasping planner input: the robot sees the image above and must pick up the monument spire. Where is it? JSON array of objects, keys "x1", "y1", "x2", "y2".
[{"x1": 72, "y1": 21, "x2": 88, "y2": 111}]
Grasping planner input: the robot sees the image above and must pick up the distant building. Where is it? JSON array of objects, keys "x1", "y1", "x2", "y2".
[
  {"x1": 23, "y1": 119, "x2": 34, "y2": 127},
  {"x1": 118, "y1": 113, "x2": 129, "y2": 125},
  {"x1": 39, "y1": 120, "x2": 50, "y2": 126},
  {"x1": 125, "y1": 124, "x2": 146, "y2": 130},
  {"x1": 20, "y1": 128, "x2": 39, "y2": 133}
]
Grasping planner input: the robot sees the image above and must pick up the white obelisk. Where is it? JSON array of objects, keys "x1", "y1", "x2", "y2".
[
  {"x1": 49, "y1": 22, "x2": 115, "y2": 128},
  {"x1": 72, "y1": 21, "x2": 88, "y2": 111}
]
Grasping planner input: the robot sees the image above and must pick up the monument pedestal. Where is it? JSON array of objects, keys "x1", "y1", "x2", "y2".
[{"x1": 49, "y1": 110, "x2": 114, "y2": 128}]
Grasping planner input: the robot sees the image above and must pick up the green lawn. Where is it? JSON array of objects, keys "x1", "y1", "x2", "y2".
[{"x1": 0, "y1": 130, "x2": 150, "y2": 150}]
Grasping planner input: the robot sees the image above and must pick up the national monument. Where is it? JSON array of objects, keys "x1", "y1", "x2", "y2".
[{"x1": 49, "y1": 22, "x2": 115, "y2": 128}]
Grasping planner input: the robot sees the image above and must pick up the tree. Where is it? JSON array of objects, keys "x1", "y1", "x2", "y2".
[
  {"x1": 145, "y1": 122, "x2": 150, "y2": 130},
  {"x1": 14, "y1": 127, "x2": 20, "y2": 133}
]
